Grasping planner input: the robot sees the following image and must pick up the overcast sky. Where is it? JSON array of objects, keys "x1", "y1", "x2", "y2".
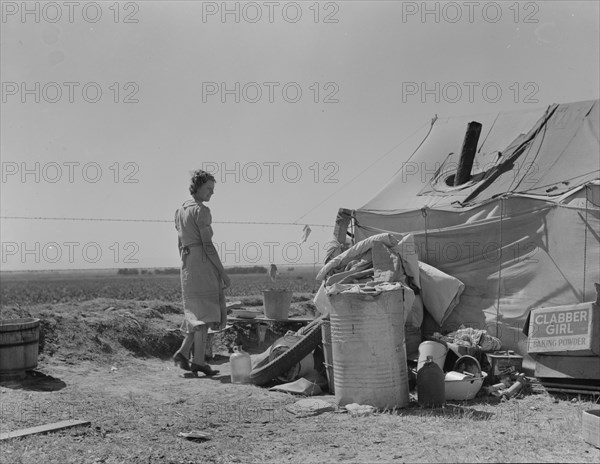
[{"x1": 1, "y1": 0, "x2": 598, "y2": 271}]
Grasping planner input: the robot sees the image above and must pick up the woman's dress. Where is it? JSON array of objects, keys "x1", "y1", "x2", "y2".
[{"x1": 175, "y1": 199, "x2": 225, "y2": 333}]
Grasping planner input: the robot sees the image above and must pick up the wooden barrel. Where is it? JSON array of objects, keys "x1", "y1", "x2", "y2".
[{"x1": 0, "y1": 318, "x2": 40, "y2": 380}]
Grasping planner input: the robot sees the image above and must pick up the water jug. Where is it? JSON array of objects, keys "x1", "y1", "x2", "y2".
[
  {"x1": 417, "y1": 356, "x2": 445, "y2": 407},
  {"x1": 230, "y1": 346, "x2": 252, "y2": 384}
]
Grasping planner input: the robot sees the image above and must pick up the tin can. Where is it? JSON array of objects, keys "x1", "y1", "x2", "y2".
[{"x1": 485, "y1": 350, "x2": 523, "y2": 383}]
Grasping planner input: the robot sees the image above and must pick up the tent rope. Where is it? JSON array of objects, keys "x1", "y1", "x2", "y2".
[
  {"x1": 508, "y1": 106, "x2": 552, "y2": 193},
  {"x1": 0, "y1": 216, "x2": 333, "y2": 227},
  {"x1": 421, "y1": 207, "x2": 429, "y2": 263},
  {"x1": 517, "y1": 170, "x2": 600, "y2": 194},
  {"x1": 293, "y1": 119, "x2": 433, "y2": 224},
  {"x1": 583, "y1": 185, "x2": 589, "y2": 301},
  {"x1": 477, "y1": 112, "x2": 499, "y2": 154},
  {"x1": 495, "y1": 197, "x2": 505, "y2": 338},
  {"x1": 391, "y1": 115, "x2": 438, "y2": 177}
]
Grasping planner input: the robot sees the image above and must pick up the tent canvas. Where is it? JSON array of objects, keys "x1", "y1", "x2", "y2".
[{"x1": 337, "y1": 99, "x2": 599, "y2": 367}]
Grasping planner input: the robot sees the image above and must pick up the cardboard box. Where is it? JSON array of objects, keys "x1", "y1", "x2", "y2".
[
  {"x1": 527, "y1": 302, "x2": 600, "y2": 356},
  {"x1": 534, "y1": 354, "x2": 600, "y2": 379},
  {"x1": 582, "y1": 410, "x2": 600, "y2": 448}
]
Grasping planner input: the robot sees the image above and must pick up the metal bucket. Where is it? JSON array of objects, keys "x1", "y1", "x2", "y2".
[
  {"x1": 417, "y1": 340, "x2": 448, "y2": 371},
  {"x1": 0, "y1": 318, "x2": 40, "y2": 380},
  {"x1": 328, "y1": 287, "x2": 410, "y2": 409},
  {"x1": 262, "y1": 290, "x2": 292, "y2": 320}
]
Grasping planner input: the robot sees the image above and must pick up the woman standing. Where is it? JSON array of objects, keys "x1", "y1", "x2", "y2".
[{"x1": 172, "y1": 170, "x2": 231, "y2": 376}]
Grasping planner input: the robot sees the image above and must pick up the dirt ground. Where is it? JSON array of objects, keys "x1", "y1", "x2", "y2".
[{"x1": 1, "y1": 298, "x2": 599, "y2": 464}]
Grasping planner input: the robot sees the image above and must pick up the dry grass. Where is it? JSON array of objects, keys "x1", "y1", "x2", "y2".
[
  {"x1": 2, "y1": 359, "x2": 598, "y2": 464},
  {"x1": 1, "y1": 271, "x2": 599, "y2": 463}
]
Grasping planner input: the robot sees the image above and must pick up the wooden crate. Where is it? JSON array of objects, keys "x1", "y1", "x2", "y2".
[{"x1": 582, "y1": 410, "x2": 600, "y2": 448}]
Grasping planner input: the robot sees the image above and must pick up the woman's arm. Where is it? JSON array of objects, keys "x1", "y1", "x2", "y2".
[
  {"x1": 199, "y1": 227, "x2": 231, "y2": 289},
  {"x1": 175, "y1": 209, "x2": 183, "y2": 256}
]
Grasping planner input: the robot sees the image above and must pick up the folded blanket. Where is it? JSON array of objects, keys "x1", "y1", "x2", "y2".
[{"x1": 316, "y1": 232, "x2": 420, "y2": 288}]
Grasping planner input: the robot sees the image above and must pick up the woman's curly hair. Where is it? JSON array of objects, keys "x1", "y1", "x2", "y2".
[{"x1": 189, "y1": 170, "x2": 216, "y2": 195}]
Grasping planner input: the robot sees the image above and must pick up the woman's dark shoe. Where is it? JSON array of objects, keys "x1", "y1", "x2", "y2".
[
  {"x1": 173, "y1": 353, "x2": 191, "y2": 371},
  {"x1": 190, "y1": 363, "x2": 220, "y2": 376}
]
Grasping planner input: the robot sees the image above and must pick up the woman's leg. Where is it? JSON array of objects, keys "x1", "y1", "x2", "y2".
[
  {"x1": 190, "y1": 325, "x2": 219, "y2": 375},
  {"x1": 192, "y1": 325, "x2": 208, "y2": 366},
  {"x1": 176, "y1": 332, "x2": 194, "y2": 360},
  {"x1": 173, "y1": 330, "x2": 194, "y2": 371}
]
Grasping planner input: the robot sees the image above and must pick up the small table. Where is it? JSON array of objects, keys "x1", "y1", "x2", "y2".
[
  {"x1": 226, "y1": 315, "x2": 315, "y2": 348},
  {"x1": 227, "y1": 315, "x2": 314, "y2": 323}
]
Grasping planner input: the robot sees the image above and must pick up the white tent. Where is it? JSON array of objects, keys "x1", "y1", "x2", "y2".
[{"x1": 336, "y1": 99, "x2": 599, "y2": 363}]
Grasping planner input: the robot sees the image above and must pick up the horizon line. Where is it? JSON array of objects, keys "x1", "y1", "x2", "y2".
[{"x1": 0, "y1": 263, "x2": 321, "y2": 273}]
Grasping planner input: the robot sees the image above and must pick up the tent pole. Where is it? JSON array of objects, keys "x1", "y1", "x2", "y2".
[{"x1": 333, "y1": 208, "x2": 352, "y2": 245}]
